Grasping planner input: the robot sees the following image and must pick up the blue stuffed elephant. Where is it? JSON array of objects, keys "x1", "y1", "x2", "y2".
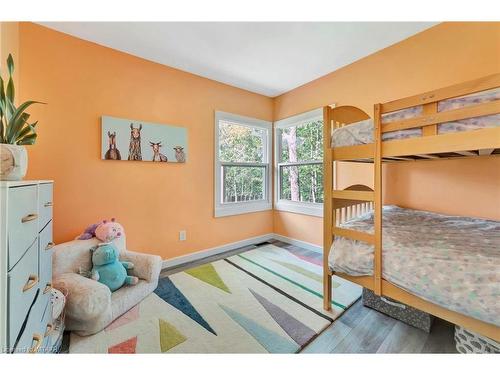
[{"x1": 90, "y1": 242, "x2": 138, "y2": 292}]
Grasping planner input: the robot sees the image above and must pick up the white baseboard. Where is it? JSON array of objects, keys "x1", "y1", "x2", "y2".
[
  {"x1": 162, "y1": 233, "x2": 274, "y2": 269},
  {"x1": 271, "y1": 234, "x2": 322, "y2": 254},
  {"x1": 161, "y1": 233, "x2": 323, "y2": 270}
]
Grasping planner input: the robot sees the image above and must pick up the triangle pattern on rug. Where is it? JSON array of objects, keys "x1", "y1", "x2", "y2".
[
  {"x1": 249, "y1": 289, "x2": 317, "y2": 346},
  {"x1": 154, "y1": 277, "x2": 217, "y2": 335},
  {"x1": 159, "y1": 318, "x2": 187, "y2": 352},
  {"x1": 108, "y1": 336, "x2": 137, "y2": 354},
  {"x1": 105, "y1": 304, "x2": 140, "y2": 332},
  {"x1": 267, "y1": 257, "x2": 323, "y2": 283},
  {"x1": 219, "y1": 304, "x2": 299, "y2": 353},
  {"x1": 184, "y1": 263, "x2": 231, "y2": 293},
  {"x1": 268, "y1": 257, "x2": 341, "y2": 288},
  {"x1": 283, "y1": 246, "x2": 322, "y2": 267}
]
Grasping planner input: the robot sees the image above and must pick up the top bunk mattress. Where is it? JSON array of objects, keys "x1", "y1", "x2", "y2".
[
  {"x1": 331, "y1": 88, "x2": 500, "y2": 148},
  {"x1": 328, "y1": 206, "x2": 500, "y2": 326}
]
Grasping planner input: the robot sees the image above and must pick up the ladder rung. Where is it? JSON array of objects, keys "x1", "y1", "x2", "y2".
[
  {"x1": 332, "y1": 190, "x2": 374, "y2": 201},
  {"x1": 333, "y1": 227, "x2": 375, "y2": 244}
]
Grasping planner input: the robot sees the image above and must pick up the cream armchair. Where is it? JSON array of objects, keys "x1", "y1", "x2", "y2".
[{"x1": 52, "y1": 235, "x2": 162, "y2": 336}]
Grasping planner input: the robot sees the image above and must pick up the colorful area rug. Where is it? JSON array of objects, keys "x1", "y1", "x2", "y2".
[{"x1": 68, "y1": 244, "x2": 361, "y2": 353}]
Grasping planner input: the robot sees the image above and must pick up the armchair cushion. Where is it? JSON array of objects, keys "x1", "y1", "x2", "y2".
[
  {"x1": 120, "y1": 250, "x2": 162, "y2": 283},
  {"x1": 53, "y1": 273, "x2": 111, "y2": 321}
]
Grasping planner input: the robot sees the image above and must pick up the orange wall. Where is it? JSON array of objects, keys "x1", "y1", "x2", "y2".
[
  {"x1": 18, "y1": 23, "x2": 274, "y2": 259},
  {"x1": 273, "y1": 22, "x2": 500, "y2": 246}
]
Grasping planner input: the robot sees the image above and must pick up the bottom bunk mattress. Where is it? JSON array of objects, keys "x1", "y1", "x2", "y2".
[{"x1": 328, "y1": 205, "x2": 500, "y2": 326}]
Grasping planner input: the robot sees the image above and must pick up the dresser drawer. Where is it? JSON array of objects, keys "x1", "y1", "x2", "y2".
[
  {"x1": 42, "y1": 330, "x2": 53, "y2": 354},
  {"x1": 13, "y1": 296, "x2": 47, "y2": 353},
  {"x1": 40, "y1": 302, "x2": 54, "y2": 354},
  {"x1": 39, "y1": 221, "x2": 53, "y2": 294},
  {"x1": 8, "y1": 239, "x2": 39, "y2": 345},
  {"x1": 38, "y1": 183, "x2": 53, "y2": 232},
  {"x1": 8, "y1": 185, "x2": 39, "y2": 270}
]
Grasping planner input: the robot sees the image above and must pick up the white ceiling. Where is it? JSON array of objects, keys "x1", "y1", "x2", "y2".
[{"x1": 39, "y1": 22, "x2": 437, "y2": 97}]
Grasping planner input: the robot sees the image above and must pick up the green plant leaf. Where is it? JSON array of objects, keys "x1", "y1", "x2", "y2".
[
  {"x1": 7, "y1": 54, "x2": 14, "y2": 76},
  {"x1": 7, "y1": 111, "x2": 30, "y2": 143},
  {"x1": 5, "y1": 100, "x2": 44, "y2": 143},
  {"x1": 15, "y1": 123, "x2": 35, "y2": 141},
  {"x1": 6, "y1": 77, "x2": 15, "y2": 104},
  {"x1": 0, "y1": 116, "x2": 4, "y2": 143},
  {"x1": 0, "y1": 76, "x2": 5, "y2": 104},
  {"x1": 0, "y1": 77, "x2": 5, "y2": 122},
  {"x1": 17, "y1": 133, "x2": 37, "y2": 145},
  {"x1": 3, "y1": 97, "x2": 15, "y2": 124}
]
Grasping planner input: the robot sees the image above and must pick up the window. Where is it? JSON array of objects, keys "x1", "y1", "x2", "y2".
[
  {"x1": 215, "y1": 111, "x2": 272, "y2": 217},
  {"x1": 274, "y1": 108, "x2": 324, "y2": 217}
]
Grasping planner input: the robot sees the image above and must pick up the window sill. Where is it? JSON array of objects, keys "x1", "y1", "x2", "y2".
[
  {"x1": 215, "y1": 201, "x2": 272, "y2": 218},
  {"x1": 274, "y1": 200, "x2": 323, "y2": 217}
]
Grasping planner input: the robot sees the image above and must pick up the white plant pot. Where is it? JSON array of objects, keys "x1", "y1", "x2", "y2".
[{"x1": 0, "y1": 144, "x2": 28, "y2": 181}]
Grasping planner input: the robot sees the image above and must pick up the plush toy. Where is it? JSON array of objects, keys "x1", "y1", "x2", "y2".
[
  {"x1": 90, "y1": 242, "x2": 138, "y2": 292},
  {"x1": 76, "y1": 221, "x2": 102, "y2": 240},
  {"x1": 95, "y1": 219, "x2": 124, "y2": 242},
  {"x1": 77, "y1": 218, "x2": 124, "y2": 242}
]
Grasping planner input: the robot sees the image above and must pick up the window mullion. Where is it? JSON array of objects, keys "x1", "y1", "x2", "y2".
[
  {"x1": 221, "y1": 162, "x2": 267, "y2": 168},
  {"x1": 278, "y1": 161, "x2": 322, "y2": 167}
]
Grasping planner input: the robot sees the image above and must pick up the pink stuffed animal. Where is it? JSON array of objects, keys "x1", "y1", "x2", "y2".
[
  {"x1": 95, "y1": 218, "x2": 124, "y2": 243},
  {"x1": 77, "y1": 218, "x2": 124, "y2": 242}
]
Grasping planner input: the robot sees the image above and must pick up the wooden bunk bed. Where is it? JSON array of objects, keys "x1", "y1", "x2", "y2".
[{"x1": 322, "y1": 73, "x2": 500, "y2": 341}]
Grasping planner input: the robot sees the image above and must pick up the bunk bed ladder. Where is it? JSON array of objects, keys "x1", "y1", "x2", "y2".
[
  {"x1": 373, "y1": 104, "x2": 382, "y2": 296},
  {"x1": 324, "y1": 105, "x2": 377, "y2": 310},
  {"x1": 323, "y1": 107, "x2": 333, "y2": 311}
]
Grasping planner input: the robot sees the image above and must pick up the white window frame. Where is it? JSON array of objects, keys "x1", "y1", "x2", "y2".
[
  {"x1": 274, "y1": 108, "x2": 324, "y2": 217},
  {"x1": 215, "y1": 111, "x2": 272, "y2": 218}
]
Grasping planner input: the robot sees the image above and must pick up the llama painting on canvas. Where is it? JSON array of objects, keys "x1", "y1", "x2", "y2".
[{"x1": 128, "y1": 123, "x2": 142, "y2": 161}]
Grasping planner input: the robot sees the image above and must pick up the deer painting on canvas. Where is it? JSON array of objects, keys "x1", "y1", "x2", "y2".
[{"x1": 150, "y1": 141, "x2": 168, "y2": 162}]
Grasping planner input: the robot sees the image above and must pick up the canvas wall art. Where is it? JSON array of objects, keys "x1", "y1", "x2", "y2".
[{"x1": 101, "y1": 116, "x2": 187, "y2": 163}]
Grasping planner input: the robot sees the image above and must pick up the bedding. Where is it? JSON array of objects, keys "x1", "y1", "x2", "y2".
[
  {"x1": 331, "y1": 88, "x2": 500, "y2": 148},
  {"x1": 328, "y1": 205, "x2": 500, "y2": 326}
]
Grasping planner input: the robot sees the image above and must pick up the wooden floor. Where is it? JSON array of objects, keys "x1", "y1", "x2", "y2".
[
  {"x1": 161, "y1": 239, "x2": 458, "y2": 354},
  {"x1": 302, "y1": 299, "x2": 457, "y2": 353}
]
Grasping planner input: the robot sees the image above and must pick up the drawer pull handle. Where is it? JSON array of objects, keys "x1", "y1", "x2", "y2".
[
  {"x1": 21, "y1": 213, "x2": 38, "y2": 223},
  {"x1": 45, "y1": 242, "x2": 55, "y2": 250},
  {"x1": 43, "y1": 282, "x2": 53, "y2": 294},
  {"x1": 23, "y1": 275, "x2": 39, "y2": 292},
  {"x1": 29, "y1": 334, "x2": 43, "y2": 353},
  {"x1": 44, "y1": 323, "x2": 54, "y2": 337},
  {"x1": 44, "y1": 202, "x2": 53, "y2": 207}
]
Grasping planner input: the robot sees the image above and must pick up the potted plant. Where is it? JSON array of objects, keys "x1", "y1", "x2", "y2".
[{"x1": 0, "y1": 53, "x2": 44, "y2": 180}]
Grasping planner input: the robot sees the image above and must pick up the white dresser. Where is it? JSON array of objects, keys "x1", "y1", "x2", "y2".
[{"x1": 0, "y1": 180, "x2": 54, "y2": 353}]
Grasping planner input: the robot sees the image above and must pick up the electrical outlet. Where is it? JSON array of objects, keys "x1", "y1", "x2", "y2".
[{"x1": 179, "y1": 230, "x2": 186, "y2": 241}]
